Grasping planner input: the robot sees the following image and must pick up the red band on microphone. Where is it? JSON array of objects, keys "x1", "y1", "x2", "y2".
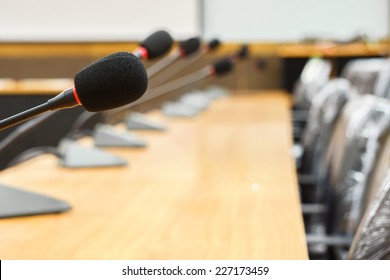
[
  {"x1": 179, "y1": 48, "x2": 187, "y2": 57},
  {"x1": 207, "y1": 65, "x2": 216, "y2": 76},
  {"x1": 138, "y1": 47, "x2": 148, "y2": 59},
  {"x1": 73, "y1": 86, "x2": 81, "y2": 105}
]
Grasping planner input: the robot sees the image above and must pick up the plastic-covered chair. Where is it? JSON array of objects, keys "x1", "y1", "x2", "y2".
[
  {"x1": 293, "y1": 57, "x2": 333, "y2": 110},
  {"x1": 372, "y1": 60, "x2": 390, "y2": 99},
  {"x1": 292, "y1": 58, "x2": 332, "y2": 142},
  {"x1": 299, "y1": 79, "x2": 352, "y2": 174},
  {"x1": 305, "y1": 95, "x2": 390, "y2": 259},
  {"x1": 348, "y1": 134, "x2": 390, "y2": 259},
  {"x1": 298, "y1": 78, "x2": 352, "y2": 203},
  {"x1": 342, "y1": 58, "x2": 389, "y2": 96},
  {"x1": 348, "y1": 172, "x2": 390, "y2": 259}
]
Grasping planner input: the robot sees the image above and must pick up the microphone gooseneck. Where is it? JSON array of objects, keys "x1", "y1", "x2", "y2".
[
  {"x1": 105, "y1": 56, "x2": 235, "y2": 121},
  {"x1": 0, "y1": 102, "x2": 58, "y2": 132},
  {"x1": 151, "y1": 38, "x2": 222, "y2": 86}
]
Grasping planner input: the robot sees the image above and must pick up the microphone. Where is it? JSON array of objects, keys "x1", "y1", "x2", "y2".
[
  {"x1": 69, "y1": 46, "x2": 231, "y2": 132},
  {"x1": 147, "y1": 37, "x2": 201, "y2": 78},
  {"x1": 135, "y1": 57, "x2": 233, "y2": 107},
  {"x1": 206, "y1": 38, "x2": 221, "y2": 51},
  {"x1": 231, "y1": 45, "x2": 249, "y2": 61},
  {"x1": 65, "y1": 31, "x2": 173, "y2": 136},
  {"x1": 0, "y1": 52, "x2": 148, "y2": 132},
  {"x1": 210, "y1": 57, "x2": 234, "y2": 76},
  {"x1": 133, "y1": 30, "x2": 173, "y2": 60},
  {"x1": 179, "y1": 37, "x2": 202, "y2": 57},
  {"x1": 149, "y1": 38, "x2": 221, "y2": 86},
  {"x1": 106, "y1": 56, "x2": 234, "y2": 118}
]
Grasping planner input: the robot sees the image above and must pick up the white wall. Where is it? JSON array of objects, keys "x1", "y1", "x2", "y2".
[
  {"x1": 0, "y1": 0, "x2": 388, "y2": 42},
  {"x1": 203, "y1": 0, "x2": 389, "y2": 42},
  {"x1": 0, "y1": 0, "x2": 200, "y2": 41}
]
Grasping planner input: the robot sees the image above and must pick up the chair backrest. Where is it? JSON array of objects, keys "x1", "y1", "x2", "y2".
[
  {"x1": 331, "y1": 98, "x2": 390, "y2": 235},
  {"x1": 300, "y1": 78, "x2": 351, "y2": 175},
  {"x1": 361, "y1": 134, "x2": 390, "y2": 213},
  {"x1": 316, "y1": 96, "x2": 390, "y2": 238},
  {"x1": 342, "y1": 58, "x2": 389, "y2": 96},
  {"x1": 348, "y1": 167, "x2": 390, "y2": 259},
  {"x1": 346, "y1": 121, "x2": 390, "y2": 259},
  {"x1": 373, "y1": 60, "x2": 390, "y2": 98},
  {"x1": 292, "y1": 57, "x2": 332, "y2": 110},
  {"x1": 314, "y1": 96, "x2": 374, "y2": 205}
]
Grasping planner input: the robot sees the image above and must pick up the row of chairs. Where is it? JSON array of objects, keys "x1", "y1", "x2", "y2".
[{"x1": 293, "y1": 56, "x2": 390, "y2": 259}]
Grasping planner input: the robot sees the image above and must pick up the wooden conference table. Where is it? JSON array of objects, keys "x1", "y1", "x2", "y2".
[{"x1": 0, "y1": 90, "x2": 308, "y2": 259}]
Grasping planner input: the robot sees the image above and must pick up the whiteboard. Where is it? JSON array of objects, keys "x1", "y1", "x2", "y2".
[
  {"x1": 203, "y1": 0, "x2": 389, "y2": 42},
  {"x1": 0, "y1": 0, "x2": 200, "y2": 42}
]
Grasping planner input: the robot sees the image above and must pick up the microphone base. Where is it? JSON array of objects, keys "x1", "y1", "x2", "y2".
[
  {"x1": 58, "y1": 139, "x2": 127, "y2": 168},
  {"x1": 93, "y1": 124, "x2": 147, "y2": 148},
  {"x1": 162, "y1": 101, "x2": 201, "y2": 118},
  {"x1": 125, "y1": 112, "x2": 167, "y2": 131},
  {"x1": 179, "y1": 91, "x2": 211, "y2": 111},
  {"x1": 204, "y1": 85, "x2": 231, "y2": 99},
  {"x1": 0, "y1": 184, "x2": 70, "y2": 218}
]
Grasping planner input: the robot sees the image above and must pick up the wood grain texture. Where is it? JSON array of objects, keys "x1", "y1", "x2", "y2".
[{"x1": 0, "y1": 91, "x2": 308, "y2": 259}]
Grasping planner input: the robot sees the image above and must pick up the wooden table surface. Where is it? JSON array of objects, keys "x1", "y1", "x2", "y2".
[
  {"x1": 0, "y1": 91, "x2": 308, "y2": 259},
  {"x1": 0, "y1": 78, "x2": 72, "y2": 95}
]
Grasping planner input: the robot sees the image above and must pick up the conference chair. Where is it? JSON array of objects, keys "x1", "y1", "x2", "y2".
[
  {"x1": 344, "y1": 108, "x2": 390, "y2": 259},
  {"x1": 292, "y1": 57, "x2": 332, "y2": 141},
  {"x1": 293, "y1": 57, "x2": 333, "y2": 110},
  {"x1": 348, "y1": 168, "x2": 390, "y2": 259},
  {"x1": 305, "y1": 95, "x2": 390, "y2": 259},
  {"x1": 303, "y1": 95, "x2": 374, "y2": 230},
  {"x1": 300, "y1": 58, "x2": 390, "y2": 204},
  {"x1": 337, "y1": 116, "x2": 390, "y2": 259},
  {"x1": 342, "y1": 58, "x2": 389, "y2": 96},
  {"x1": 297, "y1": 78, "x2": 353, "y2": 204},
  {"x1": 372, "y1": 59, "x2": 390, "y2": 98}
]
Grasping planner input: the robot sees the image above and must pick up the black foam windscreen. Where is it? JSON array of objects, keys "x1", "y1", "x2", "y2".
[
  {"x1": 213, "y1": 58, "x2": 234, "y2": 75},
  {"x1": 237, "y1": 45, "x2": 249, "y2": 59},
  {"x1": 140, "y1": 30, "x2": 173, "y2": 59},
  {"x1": 74, "y1": 52, "x2": 148, "y2": 112},
  {"x1": 179, "y1": 37, "x2": 201, "y2": 56},
  {"x1": 208, "y1": 39, "x2": 221, "y2": 50}
]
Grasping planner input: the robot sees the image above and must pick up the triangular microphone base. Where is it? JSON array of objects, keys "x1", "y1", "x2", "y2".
[
  {"x1": 0, "y1": 184, "x2": 70, "y2": 218},
  {"x1": 162, "y1": 101, "x2": 200, "y2": 118},
  {"x1": 93, "y1": 125, "x2": 147, "y2": 148},
  {"x1": 125, "y1": 112, "x2": 167, "y2": 131},
  {"x1": 58, "y1": 139, "x2": 127, "y2": 168},
  {"x1": 204, "y1": 85, "x2": 231, "y2": 99}
]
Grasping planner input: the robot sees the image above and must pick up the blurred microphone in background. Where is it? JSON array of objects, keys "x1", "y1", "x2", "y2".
[
  {"x1": 140, "y1": 44, "x2": 250, "y2": 107},
  {"x1": 147, "y1": 37, "x2": 201, "y2": 79},
  {"x1": 106, "y1": 56, "x2": 234, "y2": 119},
  {"x1": 133, "y1": 30, "x2": 173, "y2": 61},
  {"x1": 149, "y1": 38, "x2": 221, "y2": 87}
]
